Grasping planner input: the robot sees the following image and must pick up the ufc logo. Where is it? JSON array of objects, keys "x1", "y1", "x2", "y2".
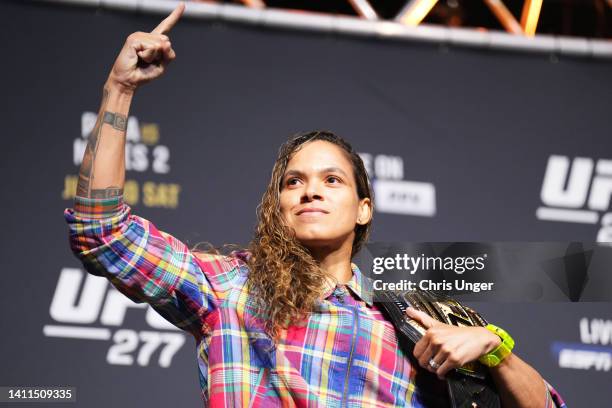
[{"x1": 537, "y1": 155, "x2": 612, "y2": 225}]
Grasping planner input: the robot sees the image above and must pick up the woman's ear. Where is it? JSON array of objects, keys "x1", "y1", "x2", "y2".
[{"x1": 356, "y1": 198, "x2": 372, "y2": 225}]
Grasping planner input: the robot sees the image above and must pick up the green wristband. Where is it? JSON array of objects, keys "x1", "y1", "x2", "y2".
[{"x1": 478, "y1": 324, "x2": 515, "y2": 367}]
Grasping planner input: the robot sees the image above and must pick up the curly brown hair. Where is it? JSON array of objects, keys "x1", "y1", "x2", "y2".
[{"x1": 246, "y1": 130, "x2": 373, "y2": 340}]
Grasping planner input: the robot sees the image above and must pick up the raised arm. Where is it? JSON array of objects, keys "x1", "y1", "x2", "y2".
[
  {"x1": 65, "y1": 3, "x2": 246, "y2": 338},
  {"x1": 76, "y1": 3, "x2": 184, "y2": 200}
]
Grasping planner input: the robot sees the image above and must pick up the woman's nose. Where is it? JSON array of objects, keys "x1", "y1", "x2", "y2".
[{"x1": 302, "y1": 182, "x2": 323, "y2": 202}]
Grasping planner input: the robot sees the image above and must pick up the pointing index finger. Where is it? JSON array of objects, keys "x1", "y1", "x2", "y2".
[{"x1": 151, "y1": 2, "x2": 185, "y2": 35}]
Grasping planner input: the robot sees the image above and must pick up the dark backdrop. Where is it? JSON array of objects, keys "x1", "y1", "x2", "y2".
[{"x1": 1, "y1": 1, "x2": 611, "y2": 406}]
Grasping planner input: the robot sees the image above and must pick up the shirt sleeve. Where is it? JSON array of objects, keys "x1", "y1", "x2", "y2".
[
  {"x1": 64, "y1": 195, "x2": 243, "y2": 339},
  {"x1": 544, "y1": 380, "x2": 567, "y2": 408}
]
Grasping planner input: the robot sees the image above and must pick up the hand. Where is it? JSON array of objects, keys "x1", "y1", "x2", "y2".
[
  {"x1": 107, "y1": 2, "x2": 185, "y2": 93},
  {"x1": 405, "y1": 308, "x2": 501, "y2": 379}
]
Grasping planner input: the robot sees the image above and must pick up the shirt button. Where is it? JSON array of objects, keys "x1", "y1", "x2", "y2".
[{"x1": 334, "y1": 287, "x2": 346, "y2": 304}]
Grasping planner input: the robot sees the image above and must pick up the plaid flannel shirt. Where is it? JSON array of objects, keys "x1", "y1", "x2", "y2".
[{"x1": 65, "y1": 196, "x2": 566, "y2": 407}]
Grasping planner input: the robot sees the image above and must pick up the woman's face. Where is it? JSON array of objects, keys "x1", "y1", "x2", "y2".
[{"x1": 279, "y1": 140, "x2": 371, "y2": 252}]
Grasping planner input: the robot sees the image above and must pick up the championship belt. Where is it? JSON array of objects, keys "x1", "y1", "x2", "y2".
[{"x1": 375, "y1": 290, "x2": 501, "y2": 408}]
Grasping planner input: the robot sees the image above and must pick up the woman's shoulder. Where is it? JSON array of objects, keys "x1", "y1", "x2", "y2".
[
  {"x1": 192, "y1": 250, "x2": 253, "y2": 304},
  {"x1": 191, "y1": 249, "x2": 251, "y2": 279}
]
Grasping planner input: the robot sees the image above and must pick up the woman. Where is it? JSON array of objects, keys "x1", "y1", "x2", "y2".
[{"x1": 65, "y1": 3, "x2": 565, "y2": 407}]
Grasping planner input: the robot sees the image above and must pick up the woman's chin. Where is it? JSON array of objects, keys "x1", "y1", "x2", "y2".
[
  {"x1": 297, "y1": 235, "x2": 336, "y2": 250},
  {"x1": 296, "y1": 233, "x2": 351, "y2": 254}
]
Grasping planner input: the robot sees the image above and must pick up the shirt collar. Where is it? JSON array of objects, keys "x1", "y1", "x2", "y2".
[{"x1": 320, "y1": 263, "x2": 374, "y2": 307}]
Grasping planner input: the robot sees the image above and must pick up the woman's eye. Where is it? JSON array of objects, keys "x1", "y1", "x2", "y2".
[
  {"x1": 286, "y1": 178, "x2": 300, "y2": 186},
  {"x1": 327, "y1": 176, "x2": 340, "y2": 183}
]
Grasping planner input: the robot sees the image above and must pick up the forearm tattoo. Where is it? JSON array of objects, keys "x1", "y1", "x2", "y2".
[
  {"x1": 90, "y1": 187, "x2": 123, "y2": 198},
  {"x1": 102, "y1": 111, "x2": 128, "y2": 131},
  {"x1": 76, "y1": 88, "x2": 127, "y2": 198}
]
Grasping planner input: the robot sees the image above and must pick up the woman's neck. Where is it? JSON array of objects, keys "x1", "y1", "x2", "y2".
[{"x1": 309, "y1": 244, "x2": 353, "y2": 284}]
